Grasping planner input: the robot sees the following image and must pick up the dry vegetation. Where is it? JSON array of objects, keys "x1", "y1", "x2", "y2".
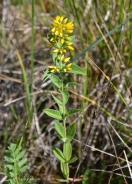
[{"x1": 0, "y1": 0, "x2": 132, "y2": 183}]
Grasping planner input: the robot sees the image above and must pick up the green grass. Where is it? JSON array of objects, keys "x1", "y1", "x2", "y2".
[{"x1": 0, "y1": 0, "x2": 132, "y2": 183}]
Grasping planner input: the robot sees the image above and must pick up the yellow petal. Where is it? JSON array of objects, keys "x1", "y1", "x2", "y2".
[
  {"x1": 60, "y1": 39, "x2": 64, "y2": 44},
  {"x1": 51, "y1": 27, "x2": 55, "y2": 32},
  {"x1": 65, "y1": 37, "x2": 70, "y2": 41},
  {"x1": 64, "y1": 57, "x2": 70, "y2": 62},
  {"x1": 60, "y1": 32, "x2": 63, "y2": 37},
  {"x1": 56, "y1": 15, "x2": 60, "y2": 20},
  {"x1": 55, "y1": 31, "x2": 59, "y2": 35},
  {"x1": 50, "y1": 38, "x2": 54, "y2": 42},
  {"x1": 48, "y1": 66, "x2": 54, "y2": 69},
  {"x1": 53, "y1": 49, "x2": 59, "y2": 53},
  {"x1": 53, "y1": 16, "x2": 60, "y2": 23},
  {"x1": 63, "y1": 18, "x2": 68, "y2": 24},
  {"x1": 57, "y1": 56, "x2": 60, "y2": 60},
  {"x1": 60, "y1": 16, "x2": 64, "y2": 22},
  {"x1": 61, "y1": 54, "x2": 64, "y2": 61},
  {"x1": 64, "y1": 68, "x2": 67, "y2": 72},
  {"x1": 56, "y1": 68, "x2": 60, "y2": 72},
  {"x1": 66, "y1": 30, "x2": 73, "y2": 33},
  {"x1": 56, "y1": 16, "x2": 60, "y2": 21},
  {"x1": 66, "y1": 41, "x2": 72, "y2": 45},
  {"x1": 66, "y1": 22, "x2": 74, "y2": 29},
  {"x1": 66, "y1": 63, "x2": 72, "y2": 68},
  {"x1": 67, "y1": 46, "x2": 74, "y2": 50},
  {"x1": 51, "y1": 69, "x2": 55, "y2": 72}
]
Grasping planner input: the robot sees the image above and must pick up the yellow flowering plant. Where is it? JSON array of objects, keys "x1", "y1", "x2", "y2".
[{"x1": 42, "y1": 15, "x2": 86, "y2": 182}]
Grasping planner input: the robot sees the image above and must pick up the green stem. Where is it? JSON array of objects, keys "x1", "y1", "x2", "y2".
[
  {"x1": 14, "y1": 159, "x2": 19, "y2": 184},
  {"x1": 30, "y1": 0, "x2": 35, "y2": 124},
  {"x1": 60, "y1": 72, "x2": 69, "y2": 181},
  {"x1": 31, "y1": 0, "x2": 35, "y2": 93}
]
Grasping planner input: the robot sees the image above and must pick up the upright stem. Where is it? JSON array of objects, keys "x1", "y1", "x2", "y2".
[
  {"x1": 30, "y1": 0, "x2": 35, "y2": 124},
  {"x1": 31, "y1": 0, "x2": 35, "y2": 94},
  {"x1": 60, "y1": 72, "x2": 69, "y2": 181}
]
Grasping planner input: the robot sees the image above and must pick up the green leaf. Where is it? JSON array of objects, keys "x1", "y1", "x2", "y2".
[
  {"x1": 61, "y1": 90, "x2": 69, "y2": 105},
  {"x1": 6, "y1": 164, "x2": 14, "y2": 170},
  {"x1": 56, "y1": 42, "x2": 62, "y2": 49},
  {"x1": 19, "y1": 165, "x2": 28, "y2": 174},
  {"x1": 8, "y1": 143, "x2": 16, "y2": 152},
  {"x1": 66, "y1": 82, "x2": 81, "y2": 88},
  {"x1": 52, "y1": 94, "x2": 62, "y2": 106},
  {"x1": 63, "y1": 142, "x2": 72, "y2": 161},
  {"x1": 42, "y1": 69, "x2": 50, "y2": 81},
  {"x1": 6, "y1": 179, "x2": 14, "y2": 184},
  {"x1": 67, "y1": 157, "x2": 78, "y2": 164},
  {"x1": 6, "y1": 179, "x2": 13, "y2": 184},
  {"x1": 49, "y1": 74, "x2": 62, "y2": 88},
  {"x1": 68, "y1": 64, "x2": 86, "y2": 75},
  {"x1": 57, "y1": 179, "x2": 69, "y2": 182},
  {"x1": 58, "y1": 103, "x2": 64, "y2": 115},
  {"x1": 58, "y1": 103, "x2": 67, "y2": 116},
  {"x1": 60, "y1": 162, "x2": 69, "y2": 178},
  {"x1": 20, "y1": 178, "x2": 31, "y2": 184},
  {"x1": 4, "y1": 156, "x2": 14, "y2": 163},
  {"x1": 14, "y1": 145, "x2": 22, "y2": 156},
  {"x1": 43, "y1": 109, "x2": 62, "y2": 120},
  {"x1": 8, "y1": 172, "x2": 15, "y2": 177},
  {"x1": 67, "y1": 123, "x2": 76, "y2": 142},
  {"x1": 69, "y1": 35, "x2": 75, "y2": 42},
  {"x1": 53, "y1": 52, "x2": 58, "y2": 63},
  {"x1": 82, "y1": 169, "x2": 92, "y2": 184},
  {"x1": 56, "y1": 60, "x2": 61, "y2": 68},
  {"x1": 18, "y1": 158, "x2": 27, "y2": 167},
  {"x1": 15, "y1": 151, "x2": 25, "y2": 161},
  {"x1": 66, "y1": 108, "x2": 80, "y2": 118},
  {"x1": 55, "y1": 121, "x2": 65, "y2": 139},
  {"x1": 52, "y1": 147, "x2": 66, "y2": 163},
  {"x1": 4, "y1": 150, "x2": 10, "y2": 154}
]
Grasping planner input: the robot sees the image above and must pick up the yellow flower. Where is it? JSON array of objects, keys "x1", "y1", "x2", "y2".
[
  {"x1": 67, "y1": 45, "x2": 74, "y2": 50},
  {"x1": 53, "y1": 49, "x2": 59, "y2": 53},
  {"x1": 66, "y1": 63, "x2": 72, "y2": 68},
  {"x1": 57, "y1": 55, "x2": 70, "y2": 63},
  {"x1": 51, "y1": 15, "x2": 74, "y2": 38},
  {"x1": 66, "y1": 63, "x2": 72, "y2": 71},
  {"x1": 65, "y1": 36, "x2": 71, "y2": 41},
  {"x1": 53, "y1": 47, "x2": 66, "y2": 54},
  {"x1": 48, "y1": 66, "x2": 60, "y2": 73},
  {"x1": 50, "y1": 37, "x2": 55, "y2": 42},
  {"x1": 47, "y1": 15, "x2": 74, "y2": 72},
  {"x1": 58, "y1": 54, "x2": 64, "y2": 62},
  {"x1": 60, "y1": 38, "x2": 64, "y2": 44},
  {"x1": 65, "y1": 22, "x2": 74, "y2": 33},
  {"x1": 63, "y1": 63, "x2": 72, "y2": 72},
  {"x1": 64, "y1": 57, "x2": 70, "y2": 62}
]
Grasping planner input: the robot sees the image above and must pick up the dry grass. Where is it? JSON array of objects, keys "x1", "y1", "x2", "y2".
[{"x1": 0, "y1": 0, "x2": 132, "y2": 183}]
